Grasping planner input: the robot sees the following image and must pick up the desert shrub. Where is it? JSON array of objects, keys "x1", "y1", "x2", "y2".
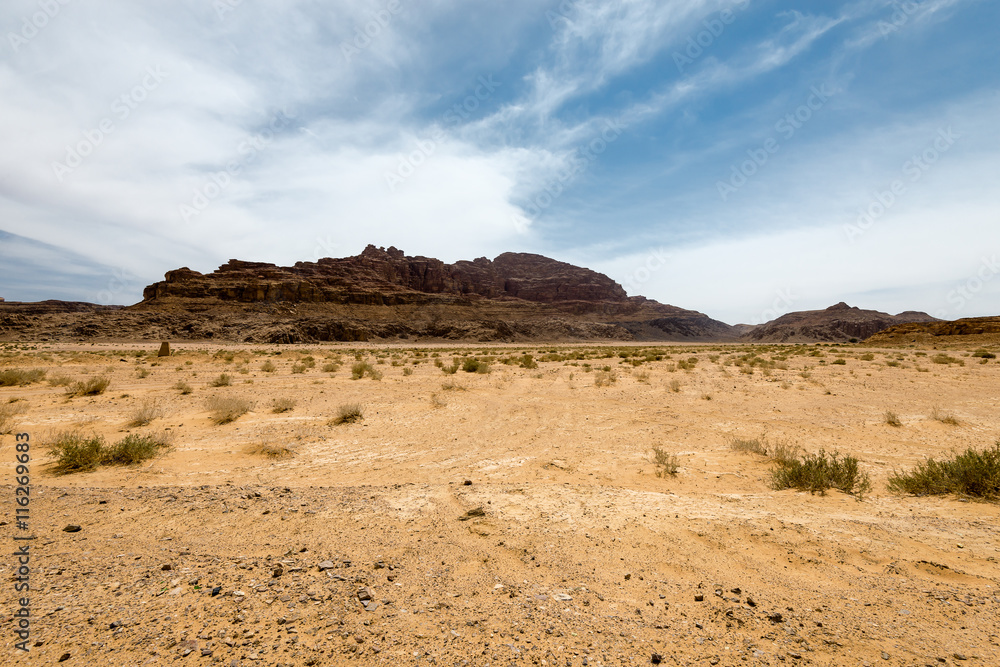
[
  {"x1": 651, "y1": 447, "x2": 679, "y2": 477},
  {"x1": 441, "y1": 359, "x2": 460, "y2": 375},
  {"x1": 321, "y1": 362, "x2": 340, "y2": 373},
  {"x1": 245, "y1": 441, "x2": 295, "y2": 459},
  {"x1": 593, "y1": 370, "x2": 616, "y2": 387},
  {"x1": 271, "y1": 397, "x2": 296, "y2": 413},
  {"x1": 884, "y1": 410, "x2": 902, "y2": 427},
  {"x1": 402, "y1": 367, "x2": 414, "y2": 376},
  {"x1": 261, "y1": 360, "x2": 277, "y2": 373},
  {"x1": 430, "y1": 392, "x2": 447, "y2": 408},
  {"x1": 102, "y1": 432, "x2": 172, "y2": 466},
  {"x1": 173, "y1": 380, "x2": 193, "y2": 395},
  {"x1": 68, "y1": 376, "x2": 110, "y2": 396},
  {"x1": 831, "y1": 358, "x2": 847, "y2": 365},
  {"x1": 332, "y1": 403, "x2": 364, "y2": 425},
  {"x1": 126, "y1": 400, "x2": 163, "y2": 428},
  {"x1": 859, "y1": 353, "x2": 875, "y2": 361},
  {"x1": 47, "y1": 374, "x2": 74, "y2": 387},
  {"x1": 0, "y1": 403, "x2": 23, "y2": 434},
  {"x1": 668, "y1": 379, "x2": 681, "y2": 393},
  {"x1": 634, "y1": 370, "x2": 650, "y2": 383},
  {"x1": 47, "y1": 431, "x2": 106, "y2": 474},
  {"x1": 209, "y1": 373, "x2": 233, "y2": 387},
  {"x1": 887, "y1": 442, "x2": 1000, "y2": 500},
  {"x1": 136, "y1": 367, "x2": 151, "y2": 379},
  {"x1": 728, "y1": 435, "x2": 768, "y2": 456},
  {"x1": 931, "y1": 353, "x2": 964, "y2": 366},
  {"x1": 291, "y1": 363, "x2": 306, "y2": 374},
  {"x1": 351, "y1": 361, "x2": 382, "y2": 380},
  {"x1": 770, "y1": 450, "x2": 871, "y2": 497},
  {"x1": 441, "y1": 380, "x2": 465, "y2": 391},
  {"x1": 205, "y1": 396, "x2": 253, "y2": 425},
  {"x1": 519, "y1": 354, "x2": 538, "y2": 369},
  {"x1": 930, "y1": 407, "x2": 960, "y2": 426},
  {"x1": 462, "y1": 358, "x2": 491, "y2": 374},
  {"x1": 0, "y1": 368, "x2": 47, "y2": 387},
  {"x1": 971, "y1": 349, "x2": 996, "y2": 359}
]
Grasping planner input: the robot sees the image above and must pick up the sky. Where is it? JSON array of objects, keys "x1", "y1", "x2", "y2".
[{"x1": 1, "y1": 0, "x2": 998, "y2": 325}]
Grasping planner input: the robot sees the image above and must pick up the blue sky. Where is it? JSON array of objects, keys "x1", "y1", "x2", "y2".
[{"x1": 1, "y1": 0, "x2": 998, "y2": 324}]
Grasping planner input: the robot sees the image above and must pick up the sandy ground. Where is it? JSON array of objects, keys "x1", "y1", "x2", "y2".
[{"x1": 1, "y1": 341, "x2": 998, "y2": 666}]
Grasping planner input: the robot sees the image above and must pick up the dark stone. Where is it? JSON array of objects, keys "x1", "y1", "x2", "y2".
[
  {"x1": 157, "y1": 341, "x2": 171, "y2": 357},
  {"x1": 62, "y1": 525, "x2": 82, "y2": 533}
]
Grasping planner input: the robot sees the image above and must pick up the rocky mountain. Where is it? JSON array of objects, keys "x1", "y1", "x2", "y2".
[
  {"x1": 741, "y1": 302, "x2": 939, "y2": 343},
  {"x1": 1, "y1": 246, "x2": 739, "y2": 343}
]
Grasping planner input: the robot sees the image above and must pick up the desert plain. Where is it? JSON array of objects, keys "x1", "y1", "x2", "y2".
[{"x1": 0, "y1": 341, "x2": 998, "y2": 667}]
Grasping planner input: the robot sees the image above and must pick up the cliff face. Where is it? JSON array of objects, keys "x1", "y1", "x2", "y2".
[
  {"x1": 141, "y1": 245, "x2": 628, "y2": 307},
  {"x1": 0, "y1": 245, "x2": 738, "y2": 343},
  {"x1": 742, "y1": 302, "x2": 940, "y2": 343}
]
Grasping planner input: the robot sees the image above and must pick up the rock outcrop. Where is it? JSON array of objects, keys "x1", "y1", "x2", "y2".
[
  {"x1": 742, "y1": 302, "x2": 939, "y2": 343},
  {"x1": 141, "y1": 245, "x2": 628, "y2": 307},
  {"x1": 3, "y1": 246, "x2": 739, "y2": 343}
]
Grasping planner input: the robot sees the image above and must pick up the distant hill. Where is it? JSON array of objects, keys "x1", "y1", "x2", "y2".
[
  {"x1": 1, "y1": 246, "x2": 739, "y2": 343},
  {"x1": 741, "y1": 302, "x2": 939, "y2": 343}
]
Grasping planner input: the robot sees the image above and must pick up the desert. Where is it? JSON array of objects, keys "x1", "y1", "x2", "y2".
[{"x1": 2, "y1": 338, "x2": 998, "y2": 666}]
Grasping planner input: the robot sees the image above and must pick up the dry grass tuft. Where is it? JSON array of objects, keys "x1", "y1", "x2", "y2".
[
  {"x1": 205, "y1": 396, "x2": 253, "y2": 425},
  {"x1": 331, "y1": 403, "x2": 364, "y2": 425},
  {"x1": 271, "y1": 397, "x2": 297, "y2": 413},
  {"x1": 245, "y1": 441, "x2": 295, "y2": 459},
  {"x1": 126, "y1": 400, "x2": 164, "y2": 428}
]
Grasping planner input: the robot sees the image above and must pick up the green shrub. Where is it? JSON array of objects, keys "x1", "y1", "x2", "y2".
[
  {"x1": 47, "y1": 431, "x2": 106, "y2": 474},
  {"x1": 351, "y1": 361, "x2": 383, "y2": 380},
  {"x1": 321, "y1": 362, "x2": 340, "y2": 373},
  {"x1": 770, "y1": 449, "x2": 871, "y2": 497},
  {"x1": 971, "y1": 349, "x2": 996, "y2": 359},
  {"x1": 462, "y1": 358, "x2": 490, "y2": 373},
  {"x1": 519, "y1": 354, "x2": 538, "y2": 369},
  {"x1": 887, "y1": 442, "x2": 1000, "y2": 499},
  {"x1": 102, "y1": 432, "x2": 172, "y2": 466},
  {"x1": 831, "y1": 358, "x2": 847, "y2": 365}
]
